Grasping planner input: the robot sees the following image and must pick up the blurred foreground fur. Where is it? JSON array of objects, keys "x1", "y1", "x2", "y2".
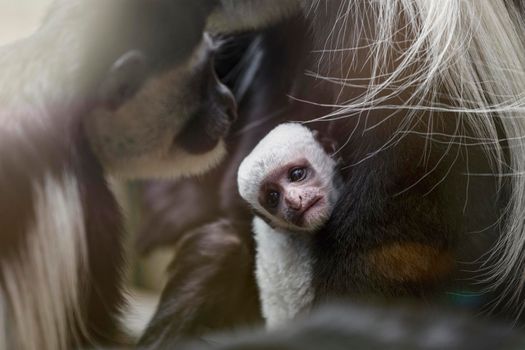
[{"x1": 178, "y1": 301, "x2": 525, "y2": 350}]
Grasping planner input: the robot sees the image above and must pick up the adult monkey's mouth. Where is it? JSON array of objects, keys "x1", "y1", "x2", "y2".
[
  {"x1": 175, "y1": 90, "x2": 237, "y2": 155},
  {"x1": 175, "y1": 33, "x2": 238, "y2": 155}
]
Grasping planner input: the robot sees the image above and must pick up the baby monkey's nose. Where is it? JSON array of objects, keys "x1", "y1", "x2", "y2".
[{"x1": 285, "y1": 190, "x2": 303, "y2": 210}]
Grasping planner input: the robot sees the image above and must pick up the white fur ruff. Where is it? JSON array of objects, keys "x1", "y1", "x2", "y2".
[{"x1": 253, "y1": 217, "x2": 314, "y2": 329}]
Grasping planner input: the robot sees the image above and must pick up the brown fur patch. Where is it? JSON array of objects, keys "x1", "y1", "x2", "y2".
[{"x1": 367, "y1": 242, "x2": 454, "y2": 283}]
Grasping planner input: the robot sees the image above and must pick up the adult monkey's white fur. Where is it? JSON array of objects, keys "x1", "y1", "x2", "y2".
[
  {"x1": 223, "y1": 0, "x2": 525, "y2": 316},
  {"x1": 1, "y1": 175, "x2": 86, "y2": 350},
  {"x1": 0, "y1": 3, "x2": 97, "y2": 348},
  {"x1": 238, "y1": 123, "x2": 339, "y2": 327}
]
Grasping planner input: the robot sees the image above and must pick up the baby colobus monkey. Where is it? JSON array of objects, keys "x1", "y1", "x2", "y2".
[{"x1": 237, "y1": 123, "x2": 340, "y2": 328}]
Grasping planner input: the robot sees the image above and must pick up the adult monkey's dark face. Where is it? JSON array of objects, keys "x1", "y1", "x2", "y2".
[
  {"x1": 175, "y1": 34, "x2": 238, "y2": 155},
  {"x1": 84, "y1": 0, "x2": 238, "y2": 179}
]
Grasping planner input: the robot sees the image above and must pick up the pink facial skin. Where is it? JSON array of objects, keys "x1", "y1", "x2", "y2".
[{"x1": 257, "y1": 158, "x2": 333, "y2": 232}]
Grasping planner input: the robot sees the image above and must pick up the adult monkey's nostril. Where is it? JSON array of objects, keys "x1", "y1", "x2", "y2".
[{"x1": 216, "y1": 80, "x2": 238, "y2": 122}]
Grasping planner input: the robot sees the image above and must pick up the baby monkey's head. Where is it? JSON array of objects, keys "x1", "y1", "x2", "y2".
[{"x1": 238, "y1": 123, "x2": 339, "y2": 232}]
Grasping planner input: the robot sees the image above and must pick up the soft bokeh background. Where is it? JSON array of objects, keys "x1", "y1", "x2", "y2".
[
  {"x1": 0, "y1": 1, "x2": 163, "y2": 337},
  {"x1": 0, "y1": 0, "x2": 51, "y2": 45}
]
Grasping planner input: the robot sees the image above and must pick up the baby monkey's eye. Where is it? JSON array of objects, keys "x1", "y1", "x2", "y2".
[
  {"x1": 289, "y1": 167, "x2": 307, "y2": 182},
  {"x1": 266, "y1": 190, "x2": 280, "y2": 208}
]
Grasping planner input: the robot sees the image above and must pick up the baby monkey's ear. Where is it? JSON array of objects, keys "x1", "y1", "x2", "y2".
[
  {"x1": 98, "y1": 50, "x2": 150, "y2": 111},
  {"x1": 312, "y1": 129, "x2": 338, "y2": 155}
]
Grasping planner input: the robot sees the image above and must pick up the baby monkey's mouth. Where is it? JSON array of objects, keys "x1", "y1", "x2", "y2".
[
  {"x1": 175, "y1": 107, "x2": 234, "y2": 155},
  {"x1": 299, "y1": 196, "x2": 323, "y2": 218},
  {"x1": 287, "y1": 196, "x2": 325, "y2": 229}
]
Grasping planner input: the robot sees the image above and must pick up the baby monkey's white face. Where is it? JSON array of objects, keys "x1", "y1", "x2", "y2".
[
  {"x1": 237, "y1": 123, "x2": 339, "y2": 233},
  {"x1": 258, "y1": 157, "x2": 334, "y2": 232}
]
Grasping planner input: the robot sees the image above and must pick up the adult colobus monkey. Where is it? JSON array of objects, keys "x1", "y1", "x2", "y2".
[
  {"x1": 137, "y1": 0, "x2": 525, "y2": 346},
  {"x1": 0, "y1": 0, "x2": 245, "y2": 348}
]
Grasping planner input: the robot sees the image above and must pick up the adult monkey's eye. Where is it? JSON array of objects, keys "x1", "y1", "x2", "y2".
[
  {"x1": 289, "y1": 167, "x2": 307, "y2": 182},
  {"x1": 266, "y1": 190, "x2": 280, "y2": 208}
]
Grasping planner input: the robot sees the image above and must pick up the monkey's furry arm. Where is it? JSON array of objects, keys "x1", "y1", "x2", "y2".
[{"x1": 138, "y1": 219, "x2": 262, "y2": 347}]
